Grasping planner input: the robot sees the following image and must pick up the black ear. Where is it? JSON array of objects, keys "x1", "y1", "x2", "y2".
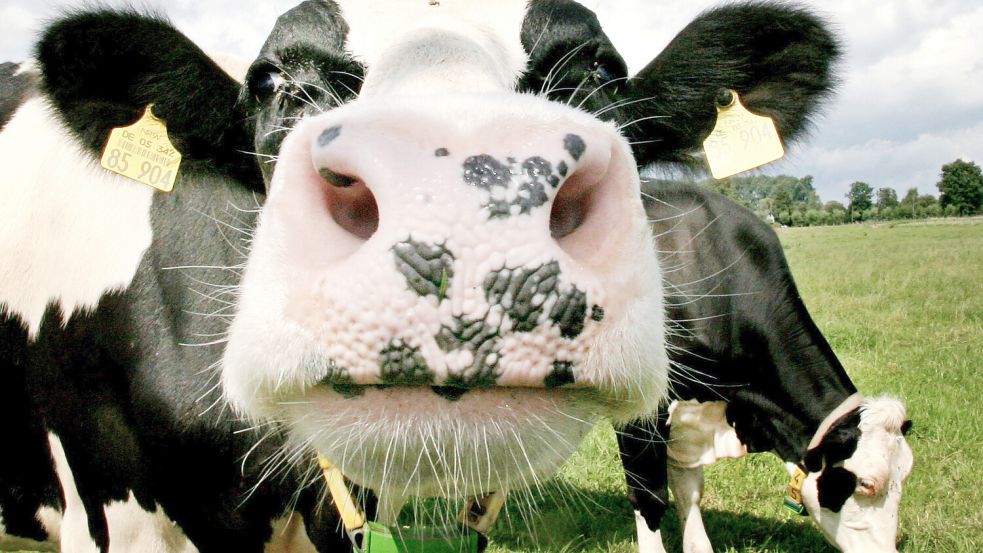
[
  {"x1": 802, "y1": 410, "x2": 862, "y2": 472},
  {"x1": 35, "y1": 10, "x2": 260, "y2": 187},
  {"x1": 901, "y1": 419, "x2": 913, "y2": 436},
  {"x1": 620, "y1": 2, "x2": 840, "y2": 166}
]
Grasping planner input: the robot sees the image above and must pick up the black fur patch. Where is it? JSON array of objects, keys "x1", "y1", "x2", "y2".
[
  {"x1": 392, "y1": 239, "x2": 455, "y2": 299},
  {"x1": 379, "y1": 340, "x2": 434, "y2": 386},
  {"x1": 804, "y1": 410, "x2": 862, "y2": 473},
  {"x1": 435, "y1": 147, "x2": 449, "y2": 157},
  {"x1": 817, "y1": 465, "x2": 857, "y2": 512}
]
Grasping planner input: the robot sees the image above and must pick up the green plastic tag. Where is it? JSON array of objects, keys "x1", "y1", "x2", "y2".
[
  {"x1": 358, "y1": 522, "x2": 480, "y2": 553},
  {"x1": 783, "y1": 496, "x2": 807, "y2": 516}
]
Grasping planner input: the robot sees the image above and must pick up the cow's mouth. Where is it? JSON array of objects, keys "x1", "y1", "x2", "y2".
[{"x1": 277, "y1": 385, "x2": 603, "y2": 500}]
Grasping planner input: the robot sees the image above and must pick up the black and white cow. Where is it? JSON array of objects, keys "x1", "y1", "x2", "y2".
[
  {"x1": 1, "y1": 1, "x2": 839, "y2": 551},
  {"x1": 619, "y1": 182, "x2": 914, "y2": 553}
]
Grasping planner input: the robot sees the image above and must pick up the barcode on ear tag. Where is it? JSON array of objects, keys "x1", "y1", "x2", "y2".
[
  {"x1": 100, "y1": 104, "x2": 181, "y2": 192},
  {"x1": 703, "y1": 91, "x2": 784, "y2": 179}
]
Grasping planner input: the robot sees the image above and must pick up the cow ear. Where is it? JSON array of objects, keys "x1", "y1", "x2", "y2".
[
  {"x1": 802, "y1": 410, "x2": 862, "y2": 472},
  {"x1": 35, "y1": 10, "x2": 260, "y2": 186},
  {"x1": 900, "y1": 419, "x2": 913, "y2": 436},
  {"x1": 620, "y1": 3, "x2": 840, "y2": 167},
  {"x1": 803, "y1": 446, "x2": 825, "y2": 473}
]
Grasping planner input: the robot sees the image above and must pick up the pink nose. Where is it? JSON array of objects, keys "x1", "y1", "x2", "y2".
[{"x1": 264, "y1": 98, "x2": 641, "y2": 390}]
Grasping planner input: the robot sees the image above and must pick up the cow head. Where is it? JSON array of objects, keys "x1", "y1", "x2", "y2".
[
  {"x1": 800, "y1": 397, "x2": 914, "y2": 553},
  {"x1": 212, "y1": 0, "x2": 839, "y2": 507}
]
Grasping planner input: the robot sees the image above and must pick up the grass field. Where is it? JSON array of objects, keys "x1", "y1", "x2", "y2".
[
  {"x1": 5, "y1": 220, "x2": 981, "y2": 553},
  {"x1": 480, "y1": 219, "x2": 983, "y2": 553}
]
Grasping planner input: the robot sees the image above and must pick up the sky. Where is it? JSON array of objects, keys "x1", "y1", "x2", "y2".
[{"x1": 2, "y1": 0, "x2": 981, "y2": 203}]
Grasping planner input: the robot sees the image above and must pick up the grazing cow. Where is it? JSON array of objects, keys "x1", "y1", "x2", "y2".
[
  {"x1": 0, "y1": 1, "x2": 839, "y2": 551},
  {"x1": 619, "y1": 182, "x2": 914, "y2": 553}
]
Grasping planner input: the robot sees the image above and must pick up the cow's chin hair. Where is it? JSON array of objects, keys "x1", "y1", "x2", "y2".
[{"x1": 278, "y1": 386, "x2": 603, "y2": 500}]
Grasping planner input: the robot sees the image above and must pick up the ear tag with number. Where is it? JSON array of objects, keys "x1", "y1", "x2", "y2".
[
  {"x1": 100, "y1": 104, "x2": 181, "y2": 192},
  {"x1": 703, "y1": 90, "x2": 784, "y2": 179}
]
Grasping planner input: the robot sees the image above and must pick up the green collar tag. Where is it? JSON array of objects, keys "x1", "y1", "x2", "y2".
[
  {"x1": 357, "y1": 522, "x2": 480, "y2": 553},
  {"x1": 783, "y1": 495, "x2": 807, "y2": 516}
]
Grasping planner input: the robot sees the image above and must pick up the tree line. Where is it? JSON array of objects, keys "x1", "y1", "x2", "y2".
[{"x1": 703, "y1": 159, "x2": 983, "y2": 227}]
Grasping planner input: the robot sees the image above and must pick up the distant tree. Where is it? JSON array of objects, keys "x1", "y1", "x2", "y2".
[
  {"x1": 937, "y1": 159, "x2": 983, "y2": 215},
  {"x1": 846, "y1": 181, "x2": 874, "y2": 219},
  {"x1": 917, "y1": 194, "x2": 938, "y2": 209},
  {"x1": 901, "y1": 188, "x2": 919, "y2": 218},
  {"x1": 876, "y1": 187, "x2": 899, "y2": 211},
  {"x1": 824, "y1": 200, "x2": 846, "y2": 213},
  {"x1": 772, "y1": 188, "x2": 793, "y2": 221}
]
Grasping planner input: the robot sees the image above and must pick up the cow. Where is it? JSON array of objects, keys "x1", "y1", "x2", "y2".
[
  {"x1": 618, "y1": 181, "x2": 914, "y2": 553},
  {"x1": 0, "y1": 1, "x2": 839, "y2": 551}
]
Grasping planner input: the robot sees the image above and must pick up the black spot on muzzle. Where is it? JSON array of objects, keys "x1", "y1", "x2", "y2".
[
  {"x1": 380, "y1": 340, "x2": 434, "y2": 385},
  {"x1": 393, "y1": 239, "x2": 455, "y2": 299},
  {"x1": 544, "y1": 360, "x2": 575, "y2": 388},
  {"x1": 563, "y1": 133, "x2": 585, "y2": 161},
  {"x1": 317, "y1": 125, "x2": 341, "y2": 146}
]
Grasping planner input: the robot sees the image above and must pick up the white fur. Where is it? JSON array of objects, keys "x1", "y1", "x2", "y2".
[
  {"x1": 634, "y1": 511, "x2": 667, "y2": 553},
  {"x1": 667, "y1": 464, "x2": 713, "y2": 553},
  {"x1": 265, "y1": 514, "x2": 317, "y2": 553},
  {"x1": 336, "y1": 0, "x2": 529, "y2": 96},
  {"x1": 666, "y1": 400, "x2": 747, "y2": 468},
  {"x1": 0, "y1": 98, "x2": 154, "y2": 337}
]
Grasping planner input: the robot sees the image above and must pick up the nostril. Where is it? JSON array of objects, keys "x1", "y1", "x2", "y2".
[
  {"x1": 319, "y1": 166, "x2": 357, "y2": 188},
  {"x1": 550, "y1": 173, "x2": 594, "y2": 240},
  {"x1": 319, "y1": 168, "x2": 379, "y2": 240}
]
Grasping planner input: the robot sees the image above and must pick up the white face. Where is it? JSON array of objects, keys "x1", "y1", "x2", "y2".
[
  {"x1": 221, "y1": 0, "x2": 668, "y2": 502},
  {"x1": 800, "y1": 398, "x2": 914, "y2": 553}
]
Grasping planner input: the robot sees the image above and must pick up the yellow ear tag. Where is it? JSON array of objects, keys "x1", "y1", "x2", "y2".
[
  {"x1": 100, "y1": 104, "x2": 181, "y2": 192},
  {"x1": 703, "y1": 90, "x2": 784, "y2": 179}
]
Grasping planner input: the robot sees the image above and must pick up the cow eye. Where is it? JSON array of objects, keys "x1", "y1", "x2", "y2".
[{"x1": 592, "y1": 61, "x2": 615, "y2": 84}]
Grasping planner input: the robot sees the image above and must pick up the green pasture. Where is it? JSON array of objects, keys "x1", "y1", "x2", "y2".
[
  {"x1": 482, "y1": 219, "x2": 983, "y2": 553},
  {"x1": 6, "y1": 219, "x2": 981, "y2": 553}
]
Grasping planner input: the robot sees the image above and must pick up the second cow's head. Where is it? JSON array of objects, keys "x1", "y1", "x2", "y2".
[{"x1": 127, "y1": 0, "x2": 836, "y2": 501}]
